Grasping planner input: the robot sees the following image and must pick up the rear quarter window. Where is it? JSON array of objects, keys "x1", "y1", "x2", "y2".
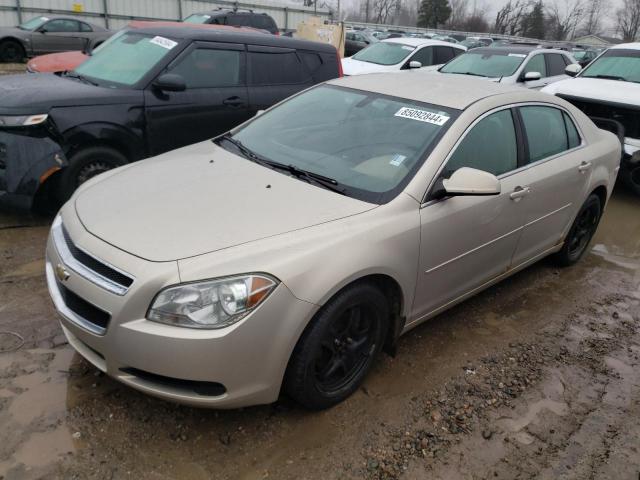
[{"x1": 252, "y1": 15, "x2": 276, "y2": 32}]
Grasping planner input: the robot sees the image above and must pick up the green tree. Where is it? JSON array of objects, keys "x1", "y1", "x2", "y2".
[
  {"x1": 418, "y1": 0, "x2": 452, "y2": 28},
  {"x1": 522, "y1": 1, "x2": 545, "y2": 39}
]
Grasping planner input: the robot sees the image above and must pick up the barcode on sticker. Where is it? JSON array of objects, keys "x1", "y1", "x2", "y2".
[
  {"x1": 150, "y1": 36, "x2": 177, "y2": 50},
  {"x1": 395, "y1": 107, "x2": 449, "y2": 126}
]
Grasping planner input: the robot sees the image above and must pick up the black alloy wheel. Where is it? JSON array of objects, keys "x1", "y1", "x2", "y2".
[
  {"x1": 313, "y1": 304, "x2": 378, "y2": 394},
  {"x1": 555, "y1": 194, "x2": 602, "y2": 266},
  {"x1": 285, "y1": 282, "x2": 389, "y2": 410}
]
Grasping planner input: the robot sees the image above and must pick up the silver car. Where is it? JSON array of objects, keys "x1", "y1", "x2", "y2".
[
  {"x1": 435, "y1": 46, "x2": 578, "y2": 89},
  {"x1": 46, "y1": 74, "x2": 620, "y2": 409}
]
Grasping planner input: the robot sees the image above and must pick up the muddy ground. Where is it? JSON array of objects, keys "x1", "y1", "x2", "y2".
[{"x1": 1, "y1": 187, "x2": 639, "y2": 480}]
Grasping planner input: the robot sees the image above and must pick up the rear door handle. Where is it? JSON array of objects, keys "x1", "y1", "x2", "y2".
[
  {"x1": 578, "y1": 161, "x2": 592, "y2": 173},
  {"x1": 510, "y1": 186, "x2": 531, "y2": 201},
  {"x1": 223, "y1": 96, "x2": 244, "y2": 107}
]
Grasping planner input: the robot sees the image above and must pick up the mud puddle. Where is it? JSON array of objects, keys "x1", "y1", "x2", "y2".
[{"x1": 0, "y1": 191, "x2": 639, "y2": 479}]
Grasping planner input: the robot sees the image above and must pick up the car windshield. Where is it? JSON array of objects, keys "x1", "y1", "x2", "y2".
[
  {"x1": 228, "y1": 85, "x2": 457, "y2": 203},
  {"x1": 18, "y1": 16, "x2": 48, "y2": 31},
  {"x1": 183, "y1": 14, "x2": 212, "y2": 24},
  {"x1": 74, "y1": 32, "x2": 178, "y2": 87},
  {"x1": 440, "y1": 51, "x2": 526, "y2": 77},
  {"x1": 352, "y1": 42, "x2": 415, "y2": 65},
  {"x1": 580, "y1": 49, "x2": 640, "y2": 83}
]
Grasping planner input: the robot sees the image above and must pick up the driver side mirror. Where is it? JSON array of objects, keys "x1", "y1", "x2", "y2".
[
  {"x1": 409, "y1": 61, "x2": 422, "y2": 69},
  {"x1": 442, "y1": 167, "x2": 501, "y2": 196},
  {"x1": 565, "y1": 63, "x2": 582, "y2": 77},
  {"x1": 153, "y1": 73, "x2": 186, "y2": 92},
  {"x1": 522, "y1": 71, "x2": 541, "y2": 82},
  {"x1": 37, "y1": 27, "x2": 47, "y2": 34}
]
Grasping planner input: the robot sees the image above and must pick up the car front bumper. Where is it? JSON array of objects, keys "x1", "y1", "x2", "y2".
[
  {"x1": 45, "y1": 210, "x2": 319, "y2": 408},
  {"x1": 0, "y1": 129, "x2": 66, "y2": 211}
]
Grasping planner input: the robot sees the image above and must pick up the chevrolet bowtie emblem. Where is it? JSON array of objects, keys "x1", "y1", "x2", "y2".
[{"x1": 55, "y1": 263, "x2": 70, "y2": 282}]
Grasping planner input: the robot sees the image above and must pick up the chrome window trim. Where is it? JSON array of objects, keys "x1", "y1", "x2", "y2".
[
  {"x1": 51, "y1": 216, "x2": 134, "y2": 296},
  {"x1": 420, "y1": 101, "x2": 586, "y2": 206},
  {"x1": 45, "y1": 261, "x2": 107, "y2": 336}
]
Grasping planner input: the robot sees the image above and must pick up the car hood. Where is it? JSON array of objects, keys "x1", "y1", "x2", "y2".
[
  {"x1": 74, "y1": 141, "x2": 376, "y2": 262},
  {"x1": 0, "y1": 73, "x2": 141, "y2": 114},
  {"x1": 341, "y1": 58, "x2": 398, "y2": 75},
  {"x1": 0, "y1": 27, "x2": 27, "y2": 37},
  {"x1": 27, "y1": 51, "x2": 88, "y2": 73},
  {"x1": 542, "y1": 77, "x2": 640, "y2": 107}
]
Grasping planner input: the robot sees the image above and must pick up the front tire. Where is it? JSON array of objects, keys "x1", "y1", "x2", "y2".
[
  {"x1": 621, "y1": 164, "x2": 640, "y2": 196},
  {"x1": 56, "y1": 146, "x2": 127, "y2": 203},
  {"x1": 554, "y1": 194, "x2": 602, "y2": 267},
  {"x1": 0, "y1": 39, "x2": 25, "y2": 63},
  {"x1": 284, "y1": 282, "x2": 389, "y2": 410}
]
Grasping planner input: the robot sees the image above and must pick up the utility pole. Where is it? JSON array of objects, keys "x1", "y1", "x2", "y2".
[{"x1": 365, "y1": 0, "x2": 370, "y2": 23}]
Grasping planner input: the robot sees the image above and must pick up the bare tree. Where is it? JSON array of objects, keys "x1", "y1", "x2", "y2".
[
  {"x1": 447, "y1": 0, "x2": 470, "y2": 28},
  {"x1": 546, "y1": 0, "x2": 584, "y2": 40},
  {"x1": 616, "y1": 0, "x2": 640, "y2": 41},
  {"x1": 493, "y1": 0, "x2": 531, "y2": 36},
  {"x1": 373, "y1": 0, "x2": 398, "y2": 23},
  {"x1": 580, "y1": 0, "x2": 607, "y2": 35}
]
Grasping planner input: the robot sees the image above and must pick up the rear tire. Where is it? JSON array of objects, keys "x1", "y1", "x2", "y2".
[
  {"x1": 284, "y1": 282, "x2": 388, "y2": 410},
  {"x1": 0, "y1": 39, "x2": 25, "y2": 63},
  {"x1": 56, "y1": 146, "x2": 127, "y2": 203},
  {"x1": 554, "y1": 194, "x2": 602, "y2": 267}
]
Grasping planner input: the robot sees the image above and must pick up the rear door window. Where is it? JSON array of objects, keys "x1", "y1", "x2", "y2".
[
  {"x1": 546, "y1": 53, "x2": 569, "y2": 76},
  {"x1": 519, "y1": 106, "x2": 569, "y2": 162},
  {"x1": 444, "y1": 109, "x2": 518, "y2": 177},
  {"x1": 434, "y1": 46, "x2": 455, "y2": 64},
  {"x1": 169, "y1": 47, "x2": 243, "y2": 88},
  {"x1": 229, "y1": 14, "x2": 252, "y2": 27},
  {"x1": 248, "y1": 47, "x2": 310, "y2": 85}
]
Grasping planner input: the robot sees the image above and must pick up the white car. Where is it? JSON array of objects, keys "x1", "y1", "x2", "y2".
[
  {"x1": 432, "y1": 45, "x2": 578, "y2": 90},
  {"x1": 341, "y1": 37, "x2": 466, "y2": 76},
  {"x1": 542, "y1": 43, "x2": 640, "y2": 195}
]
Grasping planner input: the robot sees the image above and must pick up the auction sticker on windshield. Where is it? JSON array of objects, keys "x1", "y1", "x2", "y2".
[
  {"x1": 150, "y1": 36, "x2": 178, "y2": 50},
  {"x1": 394, "y1": 107, "x2": 449, "y2": 126}
]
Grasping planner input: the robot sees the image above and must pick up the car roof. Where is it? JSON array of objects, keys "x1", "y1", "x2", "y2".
[
  {"x1": 327, "y1": 72, "x2": 527, "y2": 110},
  {"x1": 611, "y1": 42, "x2": 640, "y2": 51},
  {"x1": 383, "y1": 37, "x2": 464, "y2": 49},
  {"x1": 126, "y1": 26, "x2": 336, "y2": 52}
]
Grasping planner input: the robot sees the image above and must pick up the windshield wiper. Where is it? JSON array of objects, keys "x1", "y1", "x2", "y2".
[
  {"x1": 264, "y1": 162, "x2": 346, "y2": 195},
  {"x1": 215, "y1": 134, "x2": 345, "y2": 195},
  {"x1": 450, "y1": 71, "x2": 488, "y2": 77},
  {"x1": 591, "y1": 74, "x2": 627, "y2": 82},
  {"x1": 63, "y1": 71, "x2": 98, "y2": 86}
]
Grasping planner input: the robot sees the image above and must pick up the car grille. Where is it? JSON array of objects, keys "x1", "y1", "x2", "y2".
[
  {"x1": 51, "y1": 216, "x2": 134, "y2": 296},
  {"x1": 558, "y1": 94, "x2": 640, "y2": 140},
  {"x1": 61, "y1": 226, "x2": 134, "y2": 289},
  {"x1": 57, "y1": 280, "x2": 111, "y2": 331}
]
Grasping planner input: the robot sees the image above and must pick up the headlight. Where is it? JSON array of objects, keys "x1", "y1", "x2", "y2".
[
  {"x1": 147, "y1": 274, "x2": 278, "y2": 329},
  {"x1": 0, "y1": 114, "x2": 48, "y2": 127}
]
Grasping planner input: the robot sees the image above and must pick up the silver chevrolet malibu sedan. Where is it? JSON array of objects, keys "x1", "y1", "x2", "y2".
[{"x1": 46, "y1": 74, "x2": 621, "y2": 409}]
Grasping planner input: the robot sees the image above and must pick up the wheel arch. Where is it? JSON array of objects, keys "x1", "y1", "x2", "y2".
[
  {"x1": 590, "y1": 184, "x2": 608, "y2": 211},
  {"x1": 62, "y1": 122, "x2": 144, "y2": 162},
  {"x1": 0, "y1": 36, "x2": 27, "y2": 53}
]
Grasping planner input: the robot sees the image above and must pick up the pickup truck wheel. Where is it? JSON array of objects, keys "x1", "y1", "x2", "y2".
[
  {"x1": 0, "y1": 40, "x2": 25, "y2": 63},
  {"x1": 57, "y1": 146, "x2": 127, "y2": 203},
  {"x1": 284, "y1": 282, "x2": 388, "y2": 410},
  {"x1": 622, "y1": 165, "x2": 640, "y2": 196},
  {"x1": 554, "y1": 194, "x2": 602, "y2": 267}
]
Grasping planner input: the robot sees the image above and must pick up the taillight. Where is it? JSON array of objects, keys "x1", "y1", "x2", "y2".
[
  {"x1": 336, "y1": 48, "x2": 343, "y2": 77},
  {"x1": 274, "y1": 30, "x2": 280, "y2": 36}
]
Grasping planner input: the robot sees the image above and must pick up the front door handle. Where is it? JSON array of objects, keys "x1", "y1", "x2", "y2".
[
  {"x1": 578, "y1": 161, "x2": 592, "y2": 173},
  {"x1": 510, "y1": 186, "x2": 531, "y2": 201},
  {"x1": 223, "y1": 96, "x2": 244, "y2": 107}
]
